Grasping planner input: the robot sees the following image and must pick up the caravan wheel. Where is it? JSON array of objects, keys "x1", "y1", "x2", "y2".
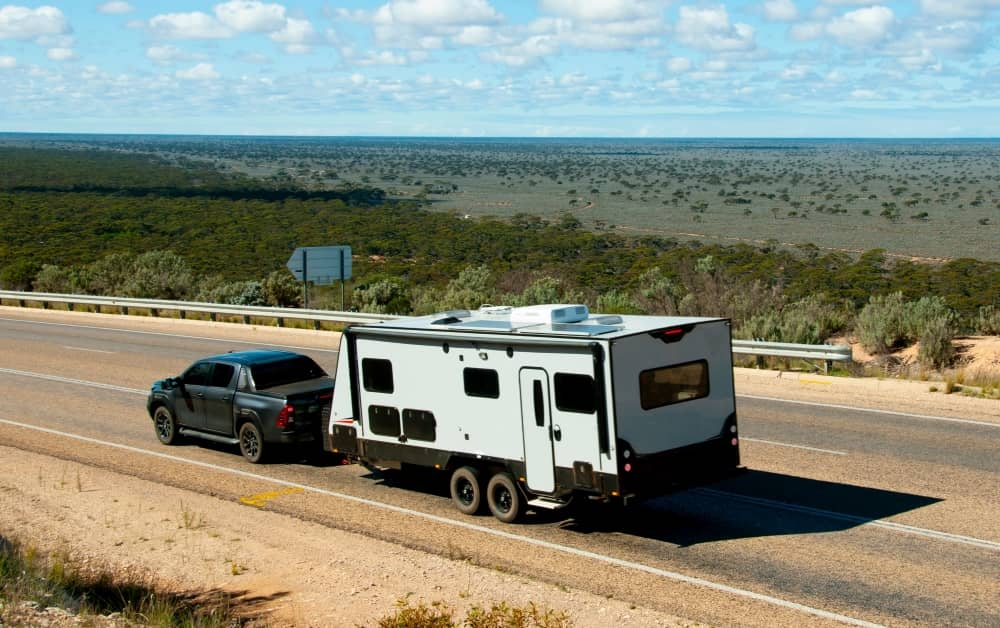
[
  {"x1": 449, "y1": 466, "x2": 483, "y2": 515},
  {"x1": 486, "y1": 472, "x2": 522, "y2": 523}
]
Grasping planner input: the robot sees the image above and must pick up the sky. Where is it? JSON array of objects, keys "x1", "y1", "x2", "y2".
[{"x1": 1, "y1": 1, "x2": 1000, "y2": 137}]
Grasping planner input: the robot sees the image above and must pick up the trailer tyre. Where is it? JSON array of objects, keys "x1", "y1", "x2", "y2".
[
  {"x1": 486, "y1": 472, "x2": 522, "y2": 523},
  {"x1": 450, "y1": 466, "x2": 483, "y2": 515}
]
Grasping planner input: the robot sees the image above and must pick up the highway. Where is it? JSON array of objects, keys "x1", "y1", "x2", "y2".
[{"x1": 0, "y1": 308, "x2": 997, "y2": 626}]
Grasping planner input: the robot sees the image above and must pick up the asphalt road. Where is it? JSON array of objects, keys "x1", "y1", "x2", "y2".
[{"x1": 0, "y1": 309, "x2": 997, "y2": 627}]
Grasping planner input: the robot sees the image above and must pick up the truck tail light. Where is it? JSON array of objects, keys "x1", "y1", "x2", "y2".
[{"x1": 276, "y1": 404, "x2": 295, "y2": 429}]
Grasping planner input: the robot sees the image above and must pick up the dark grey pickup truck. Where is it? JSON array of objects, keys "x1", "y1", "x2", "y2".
[{"x1": 146, "y1": 349, "x2": 334, "y2": 463}]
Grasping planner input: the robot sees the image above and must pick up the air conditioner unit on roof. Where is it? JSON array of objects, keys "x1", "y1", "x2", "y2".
[{"x1": 509, "y1": 304, "x2": 589, "y2": 325}]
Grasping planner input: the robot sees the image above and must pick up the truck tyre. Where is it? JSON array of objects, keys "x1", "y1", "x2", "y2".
[
  {"x1": 486, "y1": 472, "x2": 522, "y2": 523},
  {"x1": 450, "y1": 466, "x2": 483, "y2": 515},
  {"x1": 153, "y1": 406, "x2": 180, "y2": 445},
  {"x1": 238, "y1": 421, "x2": 266, "y2": 463}
]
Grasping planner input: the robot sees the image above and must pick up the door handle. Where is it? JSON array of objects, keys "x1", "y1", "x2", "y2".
[
  {"x1": 196, "y1": 392, "x2": 205, "y2": 399},
  {"x1": 222, "y1": 396, "x2": 231, "y2": 402},
  {"x1": 552, "y1": 425, "x2": 562, "y2": 441}
]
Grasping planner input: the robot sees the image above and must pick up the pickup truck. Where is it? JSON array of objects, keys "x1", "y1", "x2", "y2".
[{"x1": 147, "y1": 349, "x2": 334, "y2": 463}]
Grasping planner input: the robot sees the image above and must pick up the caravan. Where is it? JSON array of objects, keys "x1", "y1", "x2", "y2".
[{"x1": 327, "y1": 304, "x2": 740, "y2": 522}]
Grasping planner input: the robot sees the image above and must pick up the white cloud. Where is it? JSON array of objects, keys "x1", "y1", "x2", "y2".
[
  {"x1": 453, "y1": 25, "x2": 496, "y2": 46},
  {"x1": 850, "y1": 88, "x2": 881, "y2": 99},
  {"x1": 370, "y1": 0, "x2": 502, "y2": 48},
  {"x1": 0, "y1": 54, "x2": 15, "y2": 68},
  {"x1": 97, "y1": 2, "x2": 134, "y2": 15},
  {"x1": 0, "y1": 5, "x2": 69, "y2": 40},
  {"x1": 763, "y1": 0, "x2": 799, "y2": 21},
  {"x1": 675, "y1": 5, "x2": 755, "y2": 52},
  {"x1": 47, "y1": 46, "x2": 74, "y2": 61},
  {"x1": 539, "y1": 0, "x2": 662, "y2": 22},
  {"x1": 827, "y1": 6, "x2": 895, "y2": 47},
  {"x1": 481, "y1": 34, "x2": 559, "y2": 67},
  {"x1": 148, "y1": 12, "x2": 233, "y2": 40},
  {"x1": 666, "y1": 56, "x2": 691, "y2": 73},
  {"x1": 357, "y1": 50, "x2": 408, "y2": 65},
  {"x1": 919, "y1": 0, "x2": 1000, "y2": 19},
  {"x1": 790, "y1": 21, "x2": 824, "y2": 41},
  {"x1": 146, "y1": 44, "x2": 204, "y2": 63},
  {"x1": 215, "y1": 1, "x2": 287, "y2": 33},
  {"x1": 269, "y1": 17, "x2": 317, "y2": 53},
  {"x1": 780, "y1": 64, "x2": 811, "y2": 80},
  {"x1": 176, "y1": 62, "x2": 220, "y2": 80}
]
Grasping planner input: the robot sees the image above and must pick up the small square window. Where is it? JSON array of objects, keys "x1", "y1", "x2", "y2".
[
  {"x1": 362, "y1": 358, "x2": 394, "y2": 393},
  {"x1": 463, "y1": 368, "x2": 499, "y2": 398},
  {"x1": 554, "y1": 373, "x2": 597, "y2": 414}
]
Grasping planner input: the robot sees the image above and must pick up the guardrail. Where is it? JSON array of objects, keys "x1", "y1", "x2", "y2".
[
  {"x1": 0, "y1": 290, "x2": 852, "y2": 369},
  {"x1": 0, "y1": 290, "x2": 396, "y2": 327}
]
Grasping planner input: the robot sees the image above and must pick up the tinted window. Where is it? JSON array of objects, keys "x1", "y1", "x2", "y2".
[
  {"x1": 250, "y1": 356, "x2": 326, "y2": 390},
  {"x1": 362, "y1": 358, "x2": 394, "y2": 393},
  {"x1": 368, "y1": 405, "x2": 400, "y2": 437},
  {"x1": 182, "y1": 362, "x2": 212, "y2": 386},
  {"x1": 554, "y1": 373, "x2": 597, "y2": 414},
  {"x1": 463, "y1": 368, "x2": 499, "y2": 398},
  {"x1": 209, "y1": 363, "x2": 235, "y2": 388},
  {"x1": 402, "y1": 409, "x2": 436, "y2": 442},
  {"x1": 639, "y1": 360, "x2": 709, "y2": 410}
]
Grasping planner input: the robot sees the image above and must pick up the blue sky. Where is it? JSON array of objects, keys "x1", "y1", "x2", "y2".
[{"x1": 1, "y1": 1, "x2": 999, "y2": 137}]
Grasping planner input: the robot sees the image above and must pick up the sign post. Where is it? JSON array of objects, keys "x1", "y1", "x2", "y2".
[{"x1": 286, "y1": 245, "x2": 352, "y2": 310}]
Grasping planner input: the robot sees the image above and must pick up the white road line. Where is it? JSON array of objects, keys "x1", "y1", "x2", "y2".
[
  {"x1": 696, "y1": 489, "x2": 1000, "y2": 552},
  {"x1": 0, "y1": 416, "x2": 881, "y2": 628},
  {"x1": 0, "y1": 368, "x2": 146, "y2": 395},
  {"x1": 741, "y1": 437, "x2": 848, "y2": 456},
  {"x1": 62, "y1": 345, "x2": 116, "y2": 354},
  {"x1": 738, "y1": 394, "x2": 1000, "y2": 429},
  {"x1": 0, "y1": 316, "x2": 340, "y2": 353}
]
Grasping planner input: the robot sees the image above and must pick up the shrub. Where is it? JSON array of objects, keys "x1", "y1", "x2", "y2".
[
  {"x1": 856, "y1": 292, "x2": 907, "y2": 354},
  {"x1": 121, "y1": 250, "x2": 193, "y2": 300},
  {"x1": 903, "y1": 296, "x2": 953, "y2": 341},
  {"x1": 594, "y1": 289, "x2": 642, "y2": 314},
  {"x1": 352, "y1": 278, "x2": 411, "y2": 314},
  {"x1": 917, "y1": 315, "x2": 956, "y2": 369},
  {"x1": 0, "y1": 259, "x2": 42, "y2": 291},
  {"x1": 195, "y1": 279, "x2": 267, "y2": 306},
  {"x1": 976, "y1": 305, "x2": 1000, "y2": 335},
  {"x1": 262, "y1": 268, "x2": 302, "y2": 307}
]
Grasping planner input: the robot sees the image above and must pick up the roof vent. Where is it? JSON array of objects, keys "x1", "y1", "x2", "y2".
[{"x1": 510, "y1": 304, "x2": 589, "y2": 325}]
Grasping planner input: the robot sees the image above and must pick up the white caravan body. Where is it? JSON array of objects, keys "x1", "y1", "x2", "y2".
[{"x1": 328, "y1": 304, "x2": 740, "y2": 515}]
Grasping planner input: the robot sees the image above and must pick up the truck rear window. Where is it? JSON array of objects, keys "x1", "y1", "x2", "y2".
[
  {"x1": 250, "y1": 356, "x2": 327, "y2": 390},
  {"x1": 639, "y1": 360, "x2": 709, "y2": 410}
]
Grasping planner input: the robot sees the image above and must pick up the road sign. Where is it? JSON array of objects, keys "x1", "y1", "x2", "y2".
[{"x1": 286, "y1": 246, "x2": 352, "y2": 286}]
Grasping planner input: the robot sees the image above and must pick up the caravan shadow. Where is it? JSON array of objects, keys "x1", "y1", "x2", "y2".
[{"x1": 559, "y1": 469, "x2": 942, "y2": 546}]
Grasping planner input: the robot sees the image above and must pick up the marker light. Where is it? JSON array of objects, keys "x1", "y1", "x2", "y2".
[{"x1": 624, "y1": 463, "x2": 632, "y2": 472}]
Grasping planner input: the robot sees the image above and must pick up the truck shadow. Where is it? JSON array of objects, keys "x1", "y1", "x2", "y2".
[{"x1": 559, "y1": 469, "x2": 943, "y2": 545}]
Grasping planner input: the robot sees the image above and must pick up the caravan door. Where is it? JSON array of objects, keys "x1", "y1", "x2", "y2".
[{"x1": 519, "y1": 368, "x2": 556, "y2": 494}]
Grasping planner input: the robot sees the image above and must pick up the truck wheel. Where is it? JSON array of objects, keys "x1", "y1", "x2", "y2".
[
  {"x1": 449, "y1": 466, "x2": 483, "y2": 515},
  {"x1": 486, "y1": 472, "x2": 522, "y2": 523},
  {"x1": 239, "y1": 422, "x2": 266, "y2": 463},
  {"x1": 153, "y1": 406, "x2": 179, "y2": 445}
]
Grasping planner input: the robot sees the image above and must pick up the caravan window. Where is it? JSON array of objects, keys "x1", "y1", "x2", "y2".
[
  {"x1": 402, "y1": 409, "x2": 436, "y2": 442},
  {"x1": 463, "y1": 368, "x2": 499, "y2": 398},
  {"x1": 639, "y1": 360, "x2": 709, "y2": 410},
  {"x1": 554, "y1": 373, "x2": 597, "y2": 414},
  {"x1": 362, "y1": 358, "x2": 394, "y2": 393}
]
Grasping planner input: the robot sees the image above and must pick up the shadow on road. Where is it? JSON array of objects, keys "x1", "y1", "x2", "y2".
[{"x1": 560, "y1": 469, "x2": 942, "y2": 545}]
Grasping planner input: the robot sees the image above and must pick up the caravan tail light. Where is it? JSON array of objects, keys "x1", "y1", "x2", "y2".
[
  {"x1": 652, "y1": 325, "x2": 692, "y2": 344},
  {"x1": 624, "y1": 463, "x2": 632, "y2": 472},
  {"x1": 276, "y1": 404, "x2": 295, "y2": 429}
]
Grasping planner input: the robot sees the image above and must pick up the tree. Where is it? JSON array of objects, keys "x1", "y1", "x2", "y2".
[
  {"x1": 0, "y1": 259, "x2": 41, "y2": 291},
  {"x1": 122, "y1": 250, "x2": 193, "y2": 300},
  {"x1": 262, "y1": 269, "x2": 302, "y2": 307}
]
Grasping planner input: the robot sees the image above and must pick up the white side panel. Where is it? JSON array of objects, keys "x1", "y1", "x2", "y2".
[
  {"x1": 611, "y1": 320, "x2": 735, "y2": 455},
  {"x1": 330, "y1": 334, "x2": 355, "y2": 433},
  {"x1": 354, "y1": 336, "x2": 525, "y2": 460}
]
